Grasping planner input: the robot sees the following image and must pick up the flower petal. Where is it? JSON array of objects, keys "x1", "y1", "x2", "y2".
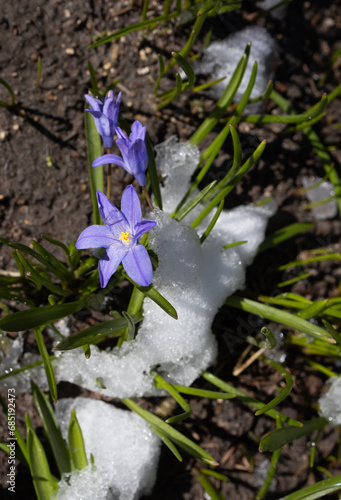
[
  {"x1": 131, "y1": 120, "x2": 146, "y2": 141},
  {"x1": 122, "y1": 245, "x2": 153, "y2": 287},
  {"x1": 98, "y1": 244, "x2": 128, "y2": 288},
  {"x1": 103, "y1": 90, "x2": 115, "y2": 117},
  {"x1": 121, "y1": 185, "x2": 142, "y2": 229},
  {"x1": 92, "y1": 154, "x2": 127, "y2": 170},
  {"x1": 85, "y1": 109, "x2": 102, "y2": 119},
  {"x1": 103, "y1": 91, "x2": 121, "y2": 124},
  {"x1": 96, "y1": 191, "x2": 127, "y2": 232},
  {"x1": 84, "y1": 94, "x2": 102, "y2": 112},
  {"x1": 75, "y1": 225, "x2": 115, "y2": 250},
  {"x1": 126, "y1": 139, "x2": 148, "y2": 186},
  {"x1": 134, "y1": 220, "x2": 156, "y2": 241}
]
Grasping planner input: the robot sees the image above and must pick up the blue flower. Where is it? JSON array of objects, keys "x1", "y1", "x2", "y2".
[
  {"x1": 84, "y1": 91, "x2": 122, "y2": 149},
  {"x1": 92, "y1": 121, "x2": 148, "y2": 186},
  {"x1": 76, "y1": 185, "x2": 156, "y2": 288}
]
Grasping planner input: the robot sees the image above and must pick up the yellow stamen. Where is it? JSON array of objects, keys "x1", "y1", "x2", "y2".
[{"x1": 119, "y1": 231, "x2": 130, "y2": 243}]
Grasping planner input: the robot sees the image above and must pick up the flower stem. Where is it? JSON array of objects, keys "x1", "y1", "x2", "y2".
[{"x1": 142, "y1": 186, "x2": 154, "y2": 211}]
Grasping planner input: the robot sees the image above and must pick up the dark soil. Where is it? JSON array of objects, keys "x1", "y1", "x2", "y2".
[{"x1": 1, "y1": 0, "x2": 341, "y2": 499}]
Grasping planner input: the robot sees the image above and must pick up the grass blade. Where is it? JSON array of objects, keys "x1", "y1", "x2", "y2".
[
  {"x1": 173, "y1": 181, "x2": 217, "y2": 221},
  {"x1": 34, "y1": 327, "x2": 57, "y2": 402},
  {"x1": 68, "y1": 410, "x2": 88, "y2": 470},
  {"x1": 122, "y1": 398, "x2": 218, "y2": 465},
  {"x1": 191, "y1": 140, "x2": 266, "y2": 228},
  {"x1": 244, "y1": 94, "x2": 328, "y2": 124},
  {"x1": 258, "y1": 222, "x2": 315, "y2": 253},
  {"x1": 259, "y1": 417, "x2": 328, "y2": 453},
  {"x1": 202, "y1": 371, "x2": 302, "y2": 427},
  {"x1": 0, "y1": 78, "x2": 15, "y2": 107},
  {"x1": 84, "y1": 104, "x2": 104, "y2": 225},
  {"x1": 123, "y1": 275, "x2": 178, "y2": 319},
  {"x1": 32, "y1": 381, "x2": 71, "y2": 474},
  {"x1": 26, "y1": 415, "x2": 57, "y2": 500},
  {"x1": 279, "y1": 474, "x2": 341, "y2": 500},
  {"x1": 172, "y1": 52, "x2": 196, "y2": 86},
  {"x1": 89, "y1": 12, "x2": 178, "y2": 48},
  {"x1": 0, "y1": 299, "x2": 86, "y2": 331},
  {"x1": 225, "y1": 295, "x2": 331, "y2": 341},
  {"x1": 55, "y1": 312, "x2": 143, "y2": 350},
  {"x1": 255, "y1": 358, "x2": 293, "y2": 416}
]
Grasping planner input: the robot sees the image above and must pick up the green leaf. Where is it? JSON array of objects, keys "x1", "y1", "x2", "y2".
[
  {"x1": 84, "y1": 103, "x2": 104, "y2": 225},
  {"x1": 172, "y1": 52, "x2": 196, "y2": 86},
  {"x1": 89, "y1": 12, "x2": 178, "y2": 48},
  {"x1": 123, "y1": 276, "x2": 178, "y2": 319},
  {"x1": 0, "y1": 357, "x2": 56, "y2": 385},
  {"x1": 0, "y1": 238, "x2": 61, "y2": 274},
  {"x1": 297, "y1": 299, "x2": 330, "y2": 320},
  {"x1": 26, "y1": 416, "x2": 57, "y2": 500},
  {"x1": 198, "y1": 472, "x2": 226, "y2": 500},
  {"x1": 32, "y1": 381, "x2": 71, "y2": 474},
  {"x1": 199, "y1": 468, "x2": 229, "y2": 482},
  {"x1": 225, "y1": 295, "x2": 331, "y2": 341},
  {"x1": 223, "y1": 240, "x2": 247, "y2": 250},
  {"x1": 277, "y1": 271, "x2": 312, "y2": 288},
  {"x1": 270, "y1": 87, "x2": 341, "y2": 217},
  {"x1": 256, "y1": 416, "x2": 282, "y2": 500},
  {"x1": 122, "y1": 311, "x2": 136, "y2": 341},
  {"x1": 200, "y1": 199, "x2": 224, "y2": 244},
  {"x1": 259, "y1": 417, "x2": 328, "y2": 453},
  {"x1": 191, "y1": 140, "x2": 267, "y2": 228},
  {"x1": 173, "y1": 181, "x2": 217, "y2": 221},
  {"x1": 16, "y1": 251, "x2": 70, "y2": 296},
  {"x1": 202, "y1": 371, "x2": 302, "y2": 427},
  {"x1": 193, "y1": 76, "x2": 226, "y2": 93},
  {"x1": 244, "y1": 93, "x2": 328, "y2": 124},
  {"x1": 55, "y1": 312, "x2": 143, "y2": 350},
  {"x1": 0, "y1": 299, "x2": 86, "y2": 331},
  {"x1": 279, "y1": 474, "x2": 341, "y2": 500},
  {"x1": 34, "y1": 327, "x2": 57, "y2": 402},
  {"x1": 87, "y1": 61, "x2": 99, "y2": 93},
  {"x1": 190, "y1": 42, "x2": 251, "y2": 145},
  {"x1": 154, "y1": 54, "x2": 165, "y2": 96},
  {"x1": 42, "y1": 234, "x2": 72, "y2": 264},
  {"x1": 258, "y1": 222, "x2": 315, "y2": 253},
  {"x1": 255, "y1": 357, "x2": 293, "y2": 416},
  {"x1": 152, "y1": 371, "x2": 192, "y2": 424},
  {"x1": 150, "y1": 425, "x2": 183, "y2": 461},
  {"x1": 279, "y1": 253, "x2": 341, "y2": 271},
  {"x1": 322, "y1": 319, "x2": 341, "y2": 344},
  {"x1": 68, "y1": 410, "x2": 88, "y2": 470},
  {"x1": 118, "y1": 286, "x2": 144, "y2": 347},
  {"x1": 172, "y1": 384, "x2": 235, "y2": 400},
  {"x1": 0, "y1": 78, "x2": 15, "y2": 107},
  {"x1": 122, "y1": 398, "x2": 218, "y2": 465},
  {"x1": 31, "y1": 240, "x2": 76, "y2": 284}
]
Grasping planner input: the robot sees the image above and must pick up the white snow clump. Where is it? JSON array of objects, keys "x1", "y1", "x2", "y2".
[
  {"x1": 55, "y1": 397, "x2": 161, "y2": 500},
  {"x1": 197, "y1": 26, "x2": 278, "y2": 102},
  {"x1": 318, "y1": 377, "x2": 341, "y2": 424}
]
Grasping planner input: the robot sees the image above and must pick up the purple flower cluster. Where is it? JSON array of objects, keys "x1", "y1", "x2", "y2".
[
  {"x1": 85, "y1": 91, "x2": 121, "y2": 149},
  {"x1": 93, "y1": 121, "x2": 148, "y2": 187},
  {"x1": 85, "y1": 91, "x2": 148, "y2": 187},
  {"x1": 81, "y1": 92, "x2": 155, "y2": 287}
]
